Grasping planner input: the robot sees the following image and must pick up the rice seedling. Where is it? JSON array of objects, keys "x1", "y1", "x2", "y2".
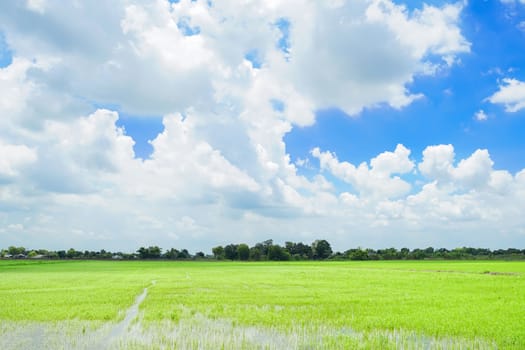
[{"x1": 0, "y1": 260, "x2": 523, "y2": 349}]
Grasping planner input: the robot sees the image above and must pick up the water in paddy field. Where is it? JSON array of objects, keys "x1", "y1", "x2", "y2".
[
  {"x1": 0, "y1": 277, "x2": 496, "y2": 349},
  {"x1": 100, "y1": 286, "x2": 150, "y2": 349}
]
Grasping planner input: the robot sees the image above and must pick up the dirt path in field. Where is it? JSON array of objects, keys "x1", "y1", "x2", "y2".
[{"x1": 100, "y1": 280, "x2": 155, "y2": 349}]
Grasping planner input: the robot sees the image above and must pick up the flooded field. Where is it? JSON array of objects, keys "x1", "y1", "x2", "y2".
[{"x1": 0, "y1": 260, "x2": 523, "y2": 349}]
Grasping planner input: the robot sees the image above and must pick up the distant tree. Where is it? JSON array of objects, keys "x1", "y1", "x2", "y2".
[
  {"x1": 285, "y1": 242, "x2": 312, "y2": 259},
  {"x1": 296, "y1": 242, "x2": 313, "y2": 259},
  {"x1": 260, "y1": 239, "x2": 273, "y2": 256},
  {"x1": 434, "y1": 248, "x2": 449, "y2": 259},
  {"x1": 195, "y1": 251, "x2": 205, "y2": 259},
  {"x1": 177, "y1": 249, "x2": 191, "y2": 259},
  {"x1": 267, "y1": 245, "x2": 280, "y2": 261},
  {"x1": 46, "y1": 251, "x2": 58, "y2": 259},
  {"x1": 424, "y1": 247, "x2": 435, "y2": 255},
  {"x1": 346, "y1": 248, "x2": 368, "y2": 261},
  {"x1": 164, "y1": 248, "x2": 180, "y2": 259},
  {"x1": 409, "y1": 248, "x2": 426, "y2": 260},
  {"x1": 267, "y1": 244, "x2": 290, "y2": 261},
  {"x1": 399, "y1": 248, "x2": 410, "y2": 259},
  {"x1": 237, "y1": 244, "x2": 250, "y2": 261},
  {"x1": 212, "y1": 246, "x2": 225, "y2": 259},
  {"x1": 311, "y1": 240, "x2": 332, "y2": 260},
  {"x1": 378, "y1": 248, "x2": 398, "y2": 260},
  {"x1": 249, "y1": 246, "x2": 262, "y2": 261},
  {"x1": 137, "y1": 246, "x2": 162, "y2": 259},
  {"x1": 67, "y1": 248, "x2": 81, "y2": 259},
  {"x1": 137, "y1": 247, "x2": 148, "y2": 259},
  {"x1": 224, "y1": 244, "x2": 238, "y2": 260},
  {"x1": 8, "y1": 246, "x2": 26, "y2": 255},
  {"x1": 367, "y1": 248, "x2": 380, "y2": 260},
  {"x1": 149, "y1": 246, "x2": 162, "y2": 259}
]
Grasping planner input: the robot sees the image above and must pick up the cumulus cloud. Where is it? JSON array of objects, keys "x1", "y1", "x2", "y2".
[
  {"x1": 137, "y1": 113, "x2": 261, "y2": 199},
  {"x1": 474, "y1": 109, "x2": 488, "y2": 121},
  {"x1": 274, "y1": 0, "x2": 469, "y2": 115},
  {"x1": 0, "y1": 141, "x2": 37, "y2": 178},
  {"x1": 419, "y1": 145, "x2": 497, "y2": 191},
  {"x1": 487, "y1": 78, "x2": 525, "y2": 112},
  {"x1": 312, "y1": 144, "x2": 414, "y2": 199},
  {"x1": 25, "y1": 0, "x2": 47, "y2": 14},
  {"x1": 1, "y1": 0, "x2": 524, "y2": 251}
]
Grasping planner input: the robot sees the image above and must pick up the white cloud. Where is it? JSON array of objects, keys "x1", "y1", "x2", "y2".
[
  {"x1": 274, "y1": 0, "x2": 469, "y2": 115},
  {"x1": 312, "y1": 144, "x2": 414, "y2": 199},
  {"x1": 419, "y1": 144, "x2": 455, "y2": 183},
  {"x1": 138, "y1": 112, "x2": 261, "y2": 198},
  {"x1": 370, "y1": 144, "x2": 414, "y2": 176},
  {"x1": 0, "y1": 141, "x2": 37, "y2": 177},
  {"x1": 26, "y1": 0, "x2": 47, "y2": 14},
  {"x1": 419, "y1": 145, "x2": 496, "y2": 191},
  {"x1": 1, "y1": 1, "x2": 524, "y2": 251},
  {"x1": 474, "y1": 109, "x2": 488, "y2": 121},
  {"x1": 487, "y1": 78, "x2": 525, "y2": 112},
  {"x1": 366, "y1": 1, "x2": 470, "y2": 59},
  {"x1": 0, "y1": 0, "x2": 469, "y2": 121}
]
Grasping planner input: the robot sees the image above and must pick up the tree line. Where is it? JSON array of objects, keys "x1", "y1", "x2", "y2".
[{"x1": 2, "y1": 240, "x2": 525, "y2": 261}]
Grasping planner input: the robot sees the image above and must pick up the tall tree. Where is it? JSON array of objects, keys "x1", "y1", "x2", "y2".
[
  {"x1": 224, "y1": 244, "x2": 238, "y2": 260},
  {"x1": 312, "y1": 240, "x2": 332, "y2": 260},
  {"x1": 212, "y1": 246, "x2": 225, "y2": 259},
  {"x1": 237, "y1": 244, "x2": 250, "y2": 261}
]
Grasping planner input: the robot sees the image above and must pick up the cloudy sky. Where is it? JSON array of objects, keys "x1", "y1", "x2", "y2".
[{"x1": 1, "y1": 0, "x2": 525, "y2": 253}]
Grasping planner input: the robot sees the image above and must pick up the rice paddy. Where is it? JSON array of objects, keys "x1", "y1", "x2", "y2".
[{"x1": 0, "y1": 260, "x2": 523, "y2": 349}]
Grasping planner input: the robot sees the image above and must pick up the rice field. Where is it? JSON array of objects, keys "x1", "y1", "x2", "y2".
[{"x1": 0, "y1": 260, "x2": 523, "y2": 349}]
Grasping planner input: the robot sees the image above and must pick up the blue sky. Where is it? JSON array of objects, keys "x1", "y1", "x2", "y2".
[
  {"x1": 1, "y1": 0, "x2": 525, "y2": 252},
  {"x1": 287, "y1": 0, "x2": 525, "y2": 174},
  {"x1": 115, "y1": 0, "x2": 525, "y2": 170}
]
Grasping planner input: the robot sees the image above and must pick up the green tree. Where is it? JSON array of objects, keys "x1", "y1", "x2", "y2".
[
  {"x1": 249, "y1": 246, "x2": 262, "y2": 261},
  {"x1": 409, "y1": 248, "x2": 426, "y2": 260},
  {"x1": 137, "y1": 246, "x2": 162, "y2": 259},
  {"x1": 149, "y1": 246, "x2": 162, "y2": 259},
  {"x1": 164, "y1": 248, "x2": 180, "y2": 259},
  {"x1": 399, "y1": 247, "x2": 410, "y2": 259},
  {"x1": 8, "y1": 246, "x2": 26, "y2": 255},
  {"x1": 137, "y1": 247, "x2": 148, "y2": 259},
  {"x1": 267, "y1": 244, "x2": 290, "y2": 261},
  {"x1": 237, "y1": 244, "x2": 250, "y2": 261},
  {"x1": 312, "y1": 240, "x2": 332, "y2": 260},
  {"x1": 224, "y1": 244, "x2": 238, "y2": 260},
  {"x1": 67, "y1": 248, "x2": 81, "y2": 259},
  {"x1": 177, "y1": 249, "x2": 191, "y2": 259},
  {"x1": 346, "y1": 248, "x2": 369, "y2": 260},
  {"x1": 212, "y1": 246, "x2": 225, "y2": 259}
]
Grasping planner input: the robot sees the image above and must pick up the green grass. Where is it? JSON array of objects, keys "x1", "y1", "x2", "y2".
[{"x1": 0, "y1": 260, "x2": 523, "y2": 349}]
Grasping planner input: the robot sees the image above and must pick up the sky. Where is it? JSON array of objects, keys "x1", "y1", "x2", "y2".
[{"x1": 1, "y1": 0, "x2": 525, "y2": 253}]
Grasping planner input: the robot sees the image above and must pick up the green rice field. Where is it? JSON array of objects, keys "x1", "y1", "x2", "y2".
[{"x1": 1, "y1": 260, "x2": 524, "y2": 349}]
